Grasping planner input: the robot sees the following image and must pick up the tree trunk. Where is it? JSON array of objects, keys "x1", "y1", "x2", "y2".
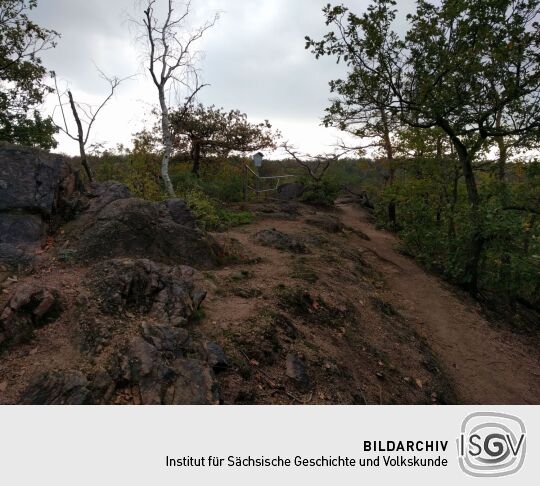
[
  {"x1": 456, "y1": 147, "x2": 484, "y2": 295},
  {"x1": 496, "y1": 137, "x2": 507, "y2": 182},
  {"x1": 447, "y1": 163, "x2": 458, "y2": 244},
  {"x1": 191, "y1": 139, "x2": 201, "y2": 177},
  {"x1": 159, "y1": 89, "x2": 175, "y2": 197},
  {"x1": 495, "y1": 112, "x2": 507, "y2": 182},
  {"x1": 68, "y1": 91, "x2": 94, "y2": 183},
  {"x1": 380, "y1": 107, "x2": 396, "y2": 228}
]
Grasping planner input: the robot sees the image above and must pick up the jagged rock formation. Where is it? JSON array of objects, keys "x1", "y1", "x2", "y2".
[
  {"x1": 11, "y1": 258, "x2": 223, "y2": 405},
  {"x1": 0, "y1": 144, "x2": 226, "y2": 405},
  {"x1": 88, "y1": 259, "x2": 207, "y2": 327},
  {"x1": 0, "y1": 143, "x2": 84, "y2": 269},
  {"x1": 0, "y1": 283, "x2": 62, "y2": 350},
  {"x1": 71, "y1": 197, "x2": 220, "y2": 268}
]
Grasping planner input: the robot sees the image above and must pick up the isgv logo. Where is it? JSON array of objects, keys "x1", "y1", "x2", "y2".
[{"x1": 457, "y1": 412, "x2": 526, "y2": 477}]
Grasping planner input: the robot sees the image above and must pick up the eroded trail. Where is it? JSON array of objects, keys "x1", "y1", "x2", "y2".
[{"x1": 338, "y1": 201, "x2": 540, "y2": 404}]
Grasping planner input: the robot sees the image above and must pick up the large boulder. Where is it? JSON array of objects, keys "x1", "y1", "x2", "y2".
[
  {"x1": 71, "y1": 197, "x2": 220, "y2": 269},
  {"x1": 0, "y1": 283, "x2": 62, "y2": 351},
  {"x1": 0, "y1": 143, "x2": 84, "y2": 268},
  {"x1": 0, "y1": 143, "x2": 81, "y2": 217},
  {"x1": 276, "y1": 182, "x2": 305, "y2": 201}
]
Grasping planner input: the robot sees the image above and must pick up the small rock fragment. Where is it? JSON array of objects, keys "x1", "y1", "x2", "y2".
[{"x1": 286, "y1": 353, "x2": 311, "y2": 390}]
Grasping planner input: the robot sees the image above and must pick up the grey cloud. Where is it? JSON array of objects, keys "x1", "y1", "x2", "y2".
[{"x1": 31, "y1": 0, "x2": 417, "y2": 153}]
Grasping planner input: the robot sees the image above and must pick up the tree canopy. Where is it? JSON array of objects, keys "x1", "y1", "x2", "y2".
[
  {"x1": 0, "y1": 0, "x2": 58, "y2": 149},
  {"x1": 307, "y1": 0, "x2": 540, "y2": 292},
  {"x1": 170, "y1": 103, "x2": 278, "y2": 176}
]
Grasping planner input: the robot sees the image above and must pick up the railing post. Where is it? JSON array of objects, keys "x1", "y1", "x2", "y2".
[
  {"x1": 243, "y1": 164, "x2": 247, "y2": 202},
  {"x1": 256, "y1": 173, "x2": 260, "y2": 201}
]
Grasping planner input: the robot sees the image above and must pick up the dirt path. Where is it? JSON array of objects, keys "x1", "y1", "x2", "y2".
[{"x1": 338, "y1": 201, "x2": 540, "y2": 404}]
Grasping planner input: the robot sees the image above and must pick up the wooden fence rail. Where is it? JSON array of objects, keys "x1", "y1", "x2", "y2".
[{"x1": 242, "y1": 164, "x2": 296, "y2": 202}]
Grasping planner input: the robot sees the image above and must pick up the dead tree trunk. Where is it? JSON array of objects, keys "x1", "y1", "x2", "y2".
[{"x1": 67, "y1": 91, "x2": 94, "y2": 182}]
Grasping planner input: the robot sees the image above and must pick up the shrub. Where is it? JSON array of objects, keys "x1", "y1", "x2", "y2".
[
  {"x1": 300, "y1": 179, "x2": 340, "y2": 206},
  {"x1": 124, "y1": 152, "x2": 164, "y2": 201},
  {"x1": 180, "y1": 187, "x2": 253, "y2": 231}
]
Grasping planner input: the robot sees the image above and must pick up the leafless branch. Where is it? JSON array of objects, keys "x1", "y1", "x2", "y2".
[{"x1": 282, "y1": 142, "x2": 347, "y2": 182}]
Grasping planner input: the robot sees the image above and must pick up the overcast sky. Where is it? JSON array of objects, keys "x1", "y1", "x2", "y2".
[{"x1": 32, "y1": 0, "x2": 416, "y2": 156}]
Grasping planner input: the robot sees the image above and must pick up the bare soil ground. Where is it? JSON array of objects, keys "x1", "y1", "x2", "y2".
[
  {"x1": 199, "y1": 199, "x2": 539, "y2": 404},
  {"x1": 1, "y1": 198, "x2": 538, "y2": 404},
  {"x1": 337, "y1": 201, "x2": 540, "y2": 404}
]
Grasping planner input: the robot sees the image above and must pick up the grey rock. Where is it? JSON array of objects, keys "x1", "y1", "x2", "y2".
[
  {"x1": 72, "y1": 197, "x2": 220, "y2": 268},
  {"x1": 88, "y1": 259, "x2": 207, "y2": 326},
  {"x1": 119, "y1": 334, "x2": 219, "y2": 405},
  {"x1": 305, "y1": 215, "x2": 344, "y2": 234},
  {"x1": 205, "y1": 341, "x2": 228, "y2": 371},
  {"x1": 0, "y1": 213, "x2": 46, "y2": 245},
  {"x1": 18, "y1": 370, "x2": 91, "y2": 405},
  {"x1": 164, "y1": 359, "x2": 220, "y2": 405},
  {"x1": 141, "y1": 322, "x2": 190, "y2": 354},
  {"x1": 0, "y1": 283, "x2": 62, "y2": 350},
  {"x1": 254, "y1": 229, "x2": 307, "y2": 253},
  {"x1": 85, "y1": 181, "x2": 132, "y2": 215},
  {"x1": 0, "y1": 143, "x2": 82, "y2": 216},
  {"x1": 286, "y1": 353, "x2": 311, "y2": 391},
  {"x1": 0, "y1": 243, "x2": 35, "y2": 269},
  {"x1": 0, "y1": 143, "x2": 84, "y2": 268},
  {"x1": 276, "y1": 183, "x2": 305, "y2": 201},
  {"x1": 165, "y1": 199, "x2": 197, "y2": 228}
]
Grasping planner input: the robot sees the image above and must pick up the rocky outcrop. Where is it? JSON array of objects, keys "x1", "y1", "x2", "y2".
[
  {"x1": 0, "y1": 143, "x2": 82, "y2": 217},
  {"x1": 0, "y1": 144, "x2": 221, "y2": 271},
  {"x1": 12, "y1": 258, "x2": 224, "y2": 405},
  {"x1": 1, "y1": 144, "x2": 226, "y2": 405},
  {"x1": 87, "y1": 258, "x2": 207, "y2": 327},
  {"x1": 305, "y1": 215, "x2": 344, "y2": 234},
  {"x1": 254, "y1": 229, "x2": 307, "y2": 254},
  {"x1": 18, "y1": 370, "x2": 92, "y2": 405},
  {"x1": 114, "y1": 333, "x2": 220, "y2": 405},
  {"x1": 0, "y1": 143, "x2": 84, "y2": 269},
  {"x1": 0, "y1": 283, "x2": 62, "y2": 350},
  {"x1": 69, "y1": 195, "x2": 220, "y2": 269}
]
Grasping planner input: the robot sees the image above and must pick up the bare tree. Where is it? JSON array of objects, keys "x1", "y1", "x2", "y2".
[
  {"x1": 137, "y1": 0, "x2": 218, "y2": 196},
  {"x1": 53, "y1": 71, "x2": 124, "y2": 182},
  {"x1": 282, "y1": 142, "x2": 345, "y2": 182}
]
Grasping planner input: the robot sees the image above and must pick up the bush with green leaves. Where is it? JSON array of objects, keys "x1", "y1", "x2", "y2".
[
  {"x1": 300, "y1": 179, "x2": 340, "y2": 206},
  {"x1": 177, "y1": 187, "x2": 252, "y2": 232},
  {"x1": 373, "y1": 157, "x2": 540, "y2": 309}
]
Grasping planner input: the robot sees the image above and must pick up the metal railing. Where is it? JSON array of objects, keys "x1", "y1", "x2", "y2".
[{"x1": 242, "y1": 164, "x2": 296, "y2": 201}]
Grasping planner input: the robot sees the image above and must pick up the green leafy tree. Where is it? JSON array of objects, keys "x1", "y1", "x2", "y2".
[
  {"x1": 308, "y1": 0, "x2": 540, "y2": 293},
  {"x1": 307, "y1": 0, "x2": 402, "y2": 224},
  {"x1": 170, "y1": 103, "x2": 278, "y2": 177},
  {"x1": 0, "y1": 0, "x2": 58, "y2": 148}
]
